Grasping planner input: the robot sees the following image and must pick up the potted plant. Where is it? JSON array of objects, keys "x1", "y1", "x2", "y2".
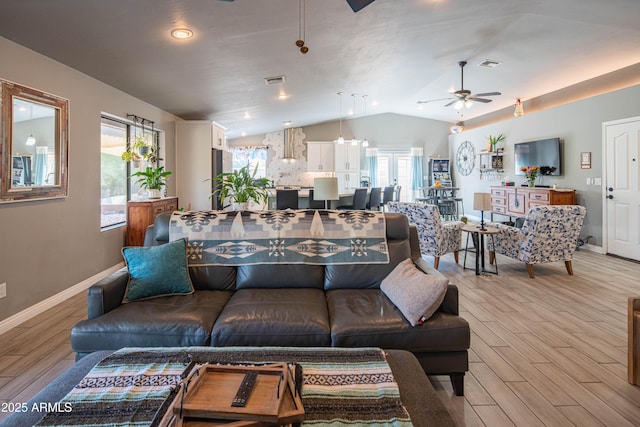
[
  {"x1": 130, "y1": 166, "x2": 172, "y2": 199},
  {"x1": 121, "y1": 135, "x2": 161, "y2": 165},
  {"x1": 213, "y1": 164, "x2": 270, "y2": 210},
  {"x1": 488, "y1": 134, "x2": 506, "y2": 152}
]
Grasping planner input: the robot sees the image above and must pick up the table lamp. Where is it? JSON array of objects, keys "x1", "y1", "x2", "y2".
[
  {"x1": 473, "y1": 192, "x2": 492, "y2": 231},
  {"x1": 313, "y1": 177, "x2": 339, "y2": 209}
]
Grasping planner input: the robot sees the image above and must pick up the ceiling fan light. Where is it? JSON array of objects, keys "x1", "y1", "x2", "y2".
[
  {"x1": 453, "y1": 100, "x2": 464, "y2": 110},
  {"x1": 464, "y1": 100, "x2": 473, "y2": 109}
]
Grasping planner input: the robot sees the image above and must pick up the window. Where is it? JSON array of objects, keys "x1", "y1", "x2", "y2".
[
  {"x1": 100, "y1": 117, "x2": 127, "y2": 228},
  {"x1": 100, "y1": 116, "x2": 160, "y2": 229},
  {"x1": 229, "y1": 146, "x2": 267, "y2": 177}
]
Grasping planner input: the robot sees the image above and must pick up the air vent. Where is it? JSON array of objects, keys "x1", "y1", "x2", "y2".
[
  {"x1": 264, "y1": 75, "x2": 286, "y2": 85},
  {"x1": 478, "y1": 59, "x2": 502, "y2": 68}
]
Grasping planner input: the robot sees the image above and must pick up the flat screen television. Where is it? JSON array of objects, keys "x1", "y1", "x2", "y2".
[{"x1": 514, "y1": 137, "x2": 561, "y2": 176}]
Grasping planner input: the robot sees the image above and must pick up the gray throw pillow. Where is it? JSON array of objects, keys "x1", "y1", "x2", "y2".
[{"x1": 380, "y1": 258, "x2": 449, "y2": 326}]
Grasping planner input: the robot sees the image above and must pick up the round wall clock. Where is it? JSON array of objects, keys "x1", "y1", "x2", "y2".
[{"x1": 456, "y1": 140, "x2": 475, "y2": 176}]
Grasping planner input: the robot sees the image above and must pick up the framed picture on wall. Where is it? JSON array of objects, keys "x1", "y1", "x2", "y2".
[{"x1": 581, "y1": 152, "x2": 591, "y2": 169}]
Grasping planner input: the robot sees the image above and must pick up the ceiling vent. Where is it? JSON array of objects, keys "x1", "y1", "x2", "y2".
[
  {"x1": 478, "y1": 59, "x2": 502, "y2": 69},
  {"x1": 264, "y1": 75, "x2": 286, "y2": 85}
]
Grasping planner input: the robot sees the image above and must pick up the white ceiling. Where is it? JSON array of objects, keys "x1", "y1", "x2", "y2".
[{"x1": 1, "y1": 0, "x2": 639, "y2": 138}]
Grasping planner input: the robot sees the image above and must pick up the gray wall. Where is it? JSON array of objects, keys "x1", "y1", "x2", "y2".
[
  {"x1": 450, "y1": 84, "x2": 640, "y2": 248},
  {"x1": 0, "y1": 36, "x2": 178, "y2": 322}
]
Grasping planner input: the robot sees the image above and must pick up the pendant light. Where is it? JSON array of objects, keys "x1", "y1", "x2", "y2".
[
  {"x1": 361, "y1": 95, "x2": 369, "y2": 147},
  {"x1": 350, "y1": 94, "x2": 358, "y2": 145},
  {"x1": 25, "y1": 103, "x2": 36, "y2": 146},
  {"x1": 335, "y1": 92, "x2": 345, "y2": 144}
]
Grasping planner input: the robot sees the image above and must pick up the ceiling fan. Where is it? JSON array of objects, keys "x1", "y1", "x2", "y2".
[
  {"x1": 418, "y1": 61, "x2": 501, "y2": 110},
  {"x1": 217, "y1": 0, "x2": 376, "y2": 13}
]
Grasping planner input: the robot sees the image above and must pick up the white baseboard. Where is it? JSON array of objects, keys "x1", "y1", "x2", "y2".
[
  {"x1": 0, "y1": 262, "x2": 124, "y2": 336},
  {"x1": 581, "y1": 243, "x2": 604, "y2": 254}
]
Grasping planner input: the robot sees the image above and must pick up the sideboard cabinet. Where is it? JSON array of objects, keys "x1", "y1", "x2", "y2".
[
  {"x1": 126, "y1": 197, "x2": 178, "y2": 246},
  {"x1": 490, "y1": 186, "x2": 576, "y2": 217}
]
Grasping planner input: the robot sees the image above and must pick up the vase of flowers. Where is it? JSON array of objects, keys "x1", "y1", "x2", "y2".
[{"x1": 520, "y1": 166, "x2": 540, "y2": 187}]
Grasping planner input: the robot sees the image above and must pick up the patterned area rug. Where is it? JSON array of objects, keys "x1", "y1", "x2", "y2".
[
  {"x1": 168, "y1": 209, "x2": 389, "y2": 266},
  {"x1": 36, "y1": 347, "x2": 413, "y2": 427}
]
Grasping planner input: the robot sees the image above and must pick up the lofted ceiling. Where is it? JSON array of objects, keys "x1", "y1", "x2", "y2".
[{"x1": 1, "y1": 0, "x2": 639, "y2": 138}]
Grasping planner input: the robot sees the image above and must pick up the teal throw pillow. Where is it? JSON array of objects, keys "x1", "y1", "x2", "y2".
[{"x1": 122, "y1": 238, "x2": 194, "y2": 303}]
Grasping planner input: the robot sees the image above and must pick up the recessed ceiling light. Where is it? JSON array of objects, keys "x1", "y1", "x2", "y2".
[
  {"x1": 171, "y1": 28, "x2": 193, "y2": 39},
  {"x1": 282, "y1": 120, "x2": 292, "y2": 126}
]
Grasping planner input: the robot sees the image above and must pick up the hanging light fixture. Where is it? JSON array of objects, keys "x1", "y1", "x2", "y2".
[
  {"x1": 514, "y1": 98, "x2": 524, "y2": 117},
  {"x1": 25, "y1": 104, "x2": 36, "y2": 145},
  {"x1": 335, "y1": 92, "x2": 345, "y2": 144},
  {"x1": 350, "y1": 93, "x2": 359, "y2": 145},
  {"x1": 361, "y1": 95, "x2": 369, "y2": 147},
  {"x1": 295, "y1": 0, "x2": 309, "y2": 54}
]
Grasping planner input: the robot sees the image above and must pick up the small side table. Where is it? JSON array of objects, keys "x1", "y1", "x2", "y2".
[{"x1": 462, "y1": 224, "x2": 499, "y2": 275}]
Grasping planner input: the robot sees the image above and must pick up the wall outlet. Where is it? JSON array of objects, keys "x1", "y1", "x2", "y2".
[
  {"x1": 594, "y1": 177, "x2": 602, "y2": 185},
  {"x1": 0, "y1": 283, "x2": 6, "y2": 299}
]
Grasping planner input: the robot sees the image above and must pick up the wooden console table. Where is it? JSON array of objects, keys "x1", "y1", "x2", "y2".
[
  {"x1": 126, "y1": 197, "x2": 178, "y2": 246},
  {"x1": 490, "y1": 186, "x2": 576, "y2": 217}
]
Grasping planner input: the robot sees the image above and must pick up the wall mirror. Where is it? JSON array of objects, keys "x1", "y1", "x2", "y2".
[{"x1": 0, "y1": 79, "x2": 69, "y2": 202}]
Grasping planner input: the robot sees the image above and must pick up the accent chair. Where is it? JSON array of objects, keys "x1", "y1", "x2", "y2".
[
  {"x1": 387, "y1": 202, "x2": 463, "y2": 269},
  {"x1": 487, "y1": 205, "x2": 587, "y2": 278}
]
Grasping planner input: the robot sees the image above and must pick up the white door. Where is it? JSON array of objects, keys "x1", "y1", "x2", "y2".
[
  {"x1": 377, "y1": 151, "x2": 412, "y2": 202},
  {"x1": 604, "y1": 117, "x2": 640, "y2": 260}
]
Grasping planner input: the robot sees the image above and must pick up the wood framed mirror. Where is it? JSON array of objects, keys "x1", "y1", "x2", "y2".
[{"x1": 0, "y1": 79, "x2": 69, "y2": 202}]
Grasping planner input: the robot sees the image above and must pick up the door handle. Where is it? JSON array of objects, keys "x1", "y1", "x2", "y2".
[{"x1": 607, "y1": 195, "x2": 614, "y2": 199}]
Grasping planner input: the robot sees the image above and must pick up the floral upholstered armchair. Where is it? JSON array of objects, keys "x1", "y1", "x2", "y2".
[
  {"x1": 487, "y1": 205, "x2": 587, "y2": 278},
  {"x1": 387, "y1": 202, "x2": 463, "y2": 269}
]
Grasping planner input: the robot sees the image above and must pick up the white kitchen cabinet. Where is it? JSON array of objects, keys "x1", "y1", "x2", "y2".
[
  {"x1": 334, "y1": 144, "x2": 361, "y2": 171},
  {"x1": 336, "y1": 171, "x2": 361, "y2": 193},
  {"x1": 307, "y1": 141, "x2": 335, "y2": 172},
  {"x1": 175, "y1": 120, "x2": 226, "y2": 211}
]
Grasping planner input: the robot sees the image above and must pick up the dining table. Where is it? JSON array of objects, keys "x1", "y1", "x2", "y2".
[{"x1": 416, "y1": 186, "x2": 460, "y2": 218}]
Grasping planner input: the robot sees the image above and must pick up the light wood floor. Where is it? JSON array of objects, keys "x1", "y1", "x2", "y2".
[{"x1": 0, "y1": 249, "x2": 639, "y2": 425}]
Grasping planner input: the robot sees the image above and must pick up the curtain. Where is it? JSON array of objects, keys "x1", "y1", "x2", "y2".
[
  {"x1": 34, "y1": 146, "x2": 48, "y2": 185},
  {"x1": 366, "y1": 148, "x2": 378, "y2": 187},
  {"x1": 410, "y1": 147, "x2": 424, "y2": 191}
]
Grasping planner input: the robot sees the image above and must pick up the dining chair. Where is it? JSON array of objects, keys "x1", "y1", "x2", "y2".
[
  {"x1": 367, "y1": 187, "x2": 382, "y2": 210},
  {"x1": 276, "y1": 189, "x2": 299, "y2": 209},
  {"x1": 307, "y1": 189, "x2": 326, "y2": 209},
  {"x1": 337, "y1": 188, "x2": 368, "y2": 210},
  {"x1": 381, "y1": 186, "x2": 395, "y2": 211}
]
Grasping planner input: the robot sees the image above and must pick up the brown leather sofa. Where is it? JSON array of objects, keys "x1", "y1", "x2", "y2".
[{"x1": 71, "y1": 212, "x2": 470, "y2": 395}]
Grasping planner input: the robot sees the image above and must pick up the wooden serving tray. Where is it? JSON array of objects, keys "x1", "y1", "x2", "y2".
[{"x1": 160, "y1": 363, "x2": 304, "y2": 426}]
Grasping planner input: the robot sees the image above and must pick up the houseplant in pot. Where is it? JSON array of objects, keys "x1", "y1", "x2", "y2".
[
  {"x1": 213, "y1": 164, "x2": 270, "y2": 210},
  {"x1": 130, "y1": 166, "x2": 172, "y2": 199}
]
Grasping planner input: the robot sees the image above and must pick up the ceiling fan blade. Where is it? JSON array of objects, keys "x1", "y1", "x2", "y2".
[
  {"x1": 473, "y1": 91, "x2": 501, "y2": 97},
  {"x1": 417, "y1": 97, "x2": 453, "y2": 104},
  {"x1": 346, "y1": 0, "x2": 375, "y2": 12},
  {"x1": 470, "y1": 97, "x2": 493, "y2": 103},
  {"x1": 444, "y1": 99, "x2": 458, "y2": 107}
]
